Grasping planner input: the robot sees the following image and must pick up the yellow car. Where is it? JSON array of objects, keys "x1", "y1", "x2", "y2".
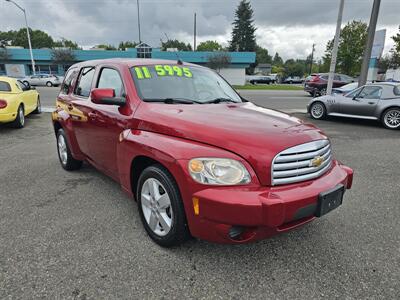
[{"x1": 0, "y1": 76, "x2": 41, "y2": 128}]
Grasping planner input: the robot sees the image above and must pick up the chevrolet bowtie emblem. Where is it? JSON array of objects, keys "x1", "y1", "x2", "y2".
[{"x1": 310, "y1": 156, "x2": 324, "y2": 167}]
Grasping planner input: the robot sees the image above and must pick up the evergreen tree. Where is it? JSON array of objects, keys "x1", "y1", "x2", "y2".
[
  {"x1": 272, "y1": 52, "x2": 284, "y2": 66},
  {"x1": 229, "y1": 0, "x2": 256, "y2": 52}
]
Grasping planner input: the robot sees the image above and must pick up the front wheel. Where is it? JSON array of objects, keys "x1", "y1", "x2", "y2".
[
  {"x1": 310, "y1": 102, "x2": 327, "y2": 120},
  {"x1": 33, "y1": 97, "x2": 41, "y2": 114},
  {"x1": 137, "y1": 165, "x2": 190, "y2": 247},
  {"x1": 46, "y1": 81, "x2": 53, "y2": 87},
  {"x1": 56, "y1": 129, "x2": 83, "y2": 170},
  {"x1": 382, "y1": 108, "x2": 400, "y2": 129}
]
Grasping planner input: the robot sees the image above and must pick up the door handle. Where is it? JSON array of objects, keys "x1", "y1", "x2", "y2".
[
  {"x1": 368, "y1": 102, "x2": 375, "y2": 105},
  {"x1": 67, "y1": 104, "x2": 73, "y2": 111}
]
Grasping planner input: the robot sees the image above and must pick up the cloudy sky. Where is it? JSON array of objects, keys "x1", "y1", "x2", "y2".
[{"x1": 1, "y1": 0, "x2": 399, "y2": 60}]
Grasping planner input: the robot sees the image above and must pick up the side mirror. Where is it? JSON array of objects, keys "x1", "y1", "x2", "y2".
[{"x1": 90, "y1": 88, "x2": 126, "y2": 106}]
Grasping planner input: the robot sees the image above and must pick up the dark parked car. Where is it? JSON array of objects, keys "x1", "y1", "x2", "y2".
[
  {"x1": 304, "y1": 73, "x2": 354, "y2": 96},
  {"x1": 249, "y1": 76, "x2": 272, "y2": 85}
]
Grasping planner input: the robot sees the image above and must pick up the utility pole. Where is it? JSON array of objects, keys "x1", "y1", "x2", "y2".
[
  {"x1": 309, "y1": 43, "x2": 315, "y2": 74},
  {"x1": 5, "y1": 0, "x2": 36, "y2": 75},
  {"x1": 327, "y1": 0, "x2": 345, "y2": 95},
  {"x1": 193, "y1": 13, "x2": 197, "y2": 51},
  {"x1": 359, "y1": 0, "x2": 381, "y2": 87},
  {"x1": 137, "y1": 0, "x2": 141, "y2": 43}
]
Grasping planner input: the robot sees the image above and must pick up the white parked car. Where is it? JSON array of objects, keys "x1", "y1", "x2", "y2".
[{"x1": 22, "y1": 74, "x2": 61, "y2": 87}]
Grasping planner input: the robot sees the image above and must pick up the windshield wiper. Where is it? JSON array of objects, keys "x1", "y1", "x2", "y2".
[
  {"x1": 201, "y1": 97, "x2": 238, "y2": 104},
  {"x1": 143, "y1": 98, "x2": 201, "y2": 104}
]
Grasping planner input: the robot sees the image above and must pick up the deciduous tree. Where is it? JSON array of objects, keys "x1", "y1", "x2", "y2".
[
  {"x1": 322, "y1": 20, "x2": 368, "y2": 76},
  {"x1": 197, "y1": 40, "x2": 223, "y2": 52},
  {"x1": 161, "y1": 39, "x2": 192, "y2": 51},
  {"x1": 207, "y1": 53, "x2": 231, "y2": 72}
]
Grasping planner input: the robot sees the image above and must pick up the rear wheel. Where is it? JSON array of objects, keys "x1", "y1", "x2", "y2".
[
  {"x1": 11, "y1": 105, "x2": 25, "y2": 128},
  {"x1": 56, "y1": 129, "x2": 83, "y2": 170},
  {"x1": 46, "y1": 81, "x2": 53, "y2": 87},
  {"x1": 137, "y1": 165, "x2": 190, "y2": 247},
  {"x1": 33, "y1": 97, "x2": 41, "y2": 114},
  {"x1": 310, "y1": 102, "x2": 327, "y2": 120},
  {"x1": 382, "y1": 108, "x2": 400, "y2": 129}
]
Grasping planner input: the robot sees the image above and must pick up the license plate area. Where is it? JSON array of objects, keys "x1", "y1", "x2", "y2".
[{"x1": 315, "y1": 184, "x2": 345, "y2": 217}]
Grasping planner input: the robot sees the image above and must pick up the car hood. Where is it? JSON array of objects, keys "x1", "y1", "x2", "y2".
[{"x1": 135, "y1": 102, "x2": 328, "y2": 185}]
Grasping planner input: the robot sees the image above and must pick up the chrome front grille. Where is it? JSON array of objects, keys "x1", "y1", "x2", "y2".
[{"x1": 272, "y1": 139, "x2": 332, "y2": 185}]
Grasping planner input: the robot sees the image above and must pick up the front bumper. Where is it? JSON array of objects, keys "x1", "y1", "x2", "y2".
[{"x1": 186, "y1": 160, "x2": 353, "y2": 244}]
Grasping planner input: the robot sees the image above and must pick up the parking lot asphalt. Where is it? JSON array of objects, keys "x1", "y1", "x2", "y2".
[{"x1": 1, "y1": 97, "x2": 399, "y2": 299}]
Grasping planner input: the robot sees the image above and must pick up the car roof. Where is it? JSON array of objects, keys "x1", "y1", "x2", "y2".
[
  {"x1": 69, "y1": 58, "x2": 203, "y2": 69},
  {"x1": 0, "y1": 76, "x2": 17, "y2": 84}
]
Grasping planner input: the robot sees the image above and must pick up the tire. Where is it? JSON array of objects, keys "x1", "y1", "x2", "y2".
[
  {"x1": 289, "y1": 81, "x2": 293, "y2": 84},
  {"x1": 11, "y1": 105, "x2": 25, "y2": 128},
  {"x1": 310, "y1": 101, "x2": 327, "y2": 120},
  {"x1": 46, "y1": 81, "x2": 53, "y2": 87},
  {"x1": 33, "y1": 97, "x2": 41, "y2": 114},
  {"x1": 56, "y1": 129, "x2": 83, "y2": 171},
  {"x1": 382, "y1": 108, "x2": 400, "y2": 130},
  {"x1": 137, "y1": 164, "x2": 190, "y2": 247}
]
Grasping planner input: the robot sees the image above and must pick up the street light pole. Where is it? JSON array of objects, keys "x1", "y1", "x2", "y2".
[
  {"x1": 326, "y1": 0, "x2": 345, "y2": 95},
  {"x1": 137, "y1": 0, "x2": 142, "y2": 43},
  {"x1": 358, "y1": 0, "x2": 381, "y2": 87},
  {"x1": 309, "y1": 43, "x2": 315, "y2": 74},
  {"x1": 5, "y1": 0, "x2": 36, "y2": 75}
]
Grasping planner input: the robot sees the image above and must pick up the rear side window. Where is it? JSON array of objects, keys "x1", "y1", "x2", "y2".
[
  {"x1": 394, "y1": 86, "x2": 400, "y2": 96},
  {"x1": 75, "y1": 67, "x2": 95, "y2": 97},
  {"x1": 97, "y1": 68, "x2": 124, "y2": 97},
  {"x1": 0, "y1": 81, "x2": 11, "y2": 92},
  {"x1": 61, "y1": 68, "x2": 78, "y2": 95}
]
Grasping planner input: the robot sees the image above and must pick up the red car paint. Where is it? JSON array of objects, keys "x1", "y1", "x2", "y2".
[{"x1": 52, "y1": 59, "x2": 353, "y2": 244}]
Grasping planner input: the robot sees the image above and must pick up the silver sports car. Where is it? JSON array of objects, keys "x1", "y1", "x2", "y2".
[{"x1": 307, "y1": 82, "x2": 400, "y2": 129}]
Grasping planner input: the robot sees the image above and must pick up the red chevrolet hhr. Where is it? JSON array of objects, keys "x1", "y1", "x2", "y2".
[{"x1": 52, "y1": 58, "x2": 353, "y2": 247}]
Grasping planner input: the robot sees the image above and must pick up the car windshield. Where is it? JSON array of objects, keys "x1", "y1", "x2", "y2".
[
  {"x1": 131, "y1": 64, "x2": 242, "y2": 104},
  {"x1": 340, "y1": 82, "x2": 358, "y2": 90},
  {"x1": 344, "y1": 87, "x2": 362, "y2": 98}
]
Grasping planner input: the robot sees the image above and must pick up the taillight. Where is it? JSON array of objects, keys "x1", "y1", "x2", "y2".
[{"x1": 0, "y1": 99, "x2": 7, "y2": 109}]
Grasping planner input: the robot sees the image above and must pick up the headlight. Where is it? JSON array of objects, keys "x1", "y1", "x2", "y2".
[{"x1": 188, "y1": 158, "x2": 251, "y2": 185}]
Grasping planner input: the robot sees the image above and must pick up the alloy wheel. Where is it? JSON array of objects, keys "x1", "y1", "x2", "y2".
[
  {"x1": 311, "y1": 103, "x2": 325, "y2": 119},
  {"x1": 37, "y1": 99, "x2": 41, "y2": 113},
  {"x1": 384, "y1": 109, "x2": 400, "y2": 129},
  {"x1": 57, "y1": 134, "x2": 68, "y2": 165},
  {"x1": 19, "y1": 107, "x2": 25, "y2": 126},
  {"x1": 141, "y1": 178, "x2": 173, "y2": 237}
]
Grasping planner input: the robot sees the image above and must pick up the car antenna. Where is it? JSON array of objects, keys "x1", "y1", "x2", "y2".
[{"x1": 163, "y1": 32, "x2": 184, "y2": 65}]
